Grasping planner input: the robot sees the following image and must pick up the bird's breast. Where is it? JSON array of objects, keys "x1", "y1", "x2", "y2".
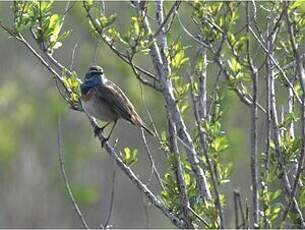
[
  {"x1": 81, "y1": 90, "x2": 117, "y2": 122},
  {"x1": 80, "y1": 89, "x2": 94, "y2": 102}
]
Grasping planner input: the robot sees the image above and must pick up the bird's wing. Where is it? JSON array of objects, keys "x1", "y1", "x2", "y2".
[{"x1": 94, "y1": 80, "x2": 144, "y2": 126}]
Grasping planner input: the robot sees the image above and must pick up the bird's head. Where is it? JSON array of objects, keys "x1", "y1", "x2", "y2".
[
  {"x1": 81, "y1": 65, "x2": 107, "y2": 94},
  {"x1": 85, "y1": 65, "x2": 104, "y2": 80}
]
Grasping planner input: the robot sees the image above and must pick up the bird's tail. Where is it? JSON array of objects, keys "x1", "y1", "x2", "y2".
[
  {"x1": 141, "y1": 124, "x2": 155, "y2": 137},
  {"x1": 131, "y1": 113, "x2": 155, "y2": 136}
]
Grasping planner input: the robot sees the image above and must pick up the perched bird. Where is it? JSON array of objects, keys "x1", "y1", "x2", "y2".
[{"x1": 80, "y1": 65, "x2": 154, "y2": 140}]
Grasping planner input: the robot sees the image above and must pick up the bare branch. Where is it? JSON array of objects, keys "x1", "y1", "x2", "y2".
[
  {"x1": 154, "y1": 1, "x2": 181, "y2": 38},
  {"x1": 177, "y1": 12, "x2": 209, "y2": 48},
  {"x1": 234, "y1": 190, "x2": 246, "y2": 229},
  {"x1": 249, "y1": 26, "x2": 302, "y2": 105},
  {"x1": 70, "y1": 41, "x2": 79, "y2": 70},
  {"x1": 140, "y1": 83, "x2": 161, "y2": 141},
  {"x1": 128, "y1": 54, "x2": 162, "y2": 91},
  {"x1": 141, "y1": 128, "x2": 165, "y2": 190},
  {"x1": 102, "y1": 167, "x2": 116, "y2": 228},
  {"x1": 57, "y1": 117, "x2": 90, "y2": 229}
]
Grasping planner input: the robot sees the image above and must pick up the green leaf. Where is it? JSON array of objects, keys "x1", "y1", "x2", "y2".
[
  {"x1": 99, "y1": 14, "x2": 116, "y2": 28},
  {"x1": 271, "y1": 190, "x2": 281, "y2": 201},
  {"x1": 228, "y1": 58, "x2": 241, "y2": 73},
  {"x1": 49, "y1": 14, "x2": 62, "y2": 46},
  {"x1": 278, "y1": 112, "x2": 299, "y2": 128},
  {"x1": 270, "y1": 204, "x2": 282, "y2": 221},
  {"x1": 180, "y1": 103, "x2": 189, "y2": 114},
  {"x1": 131, "y1": 16, "x2": 140, "y2": 36},
  {"x1": 298, "y1": 188, "x2": 305, "y2": 208},
  {"x1": 290, "y1": 0, "x2": 305, "y2": 12},
  {"x1": 211, "y1": 136, "x2": 229, "y2": 152},
  {"x1": 106, "y1": 28, "x2": 119, "y2": 42},
  {"x1": 122, "y1": 147, "x2": 138, "y2": 166}
]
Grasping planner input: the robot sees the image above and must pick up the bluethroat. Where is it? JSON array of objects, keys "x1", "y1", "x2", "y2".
[{"x1": 80, "y1": 65, "x2": 154, "y2": 140}]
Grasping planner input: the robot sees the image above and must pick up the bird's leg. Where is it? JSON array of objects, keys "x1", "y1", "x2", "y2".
[
  {"x1": 107, "y1": 120, "x2": 117, "y2": 140},
  {"x1": 102, "y1": 120, "x2": 118, "y2": 147},
  {"x1": 94, "y1": 122, "x2": 110, "y2": 137}
]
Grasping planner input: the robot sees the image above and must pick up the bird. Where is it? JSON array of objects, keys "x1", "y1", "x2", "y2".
[{"x1": 80, "y1": 65, "x2": 154, "y2": 141}]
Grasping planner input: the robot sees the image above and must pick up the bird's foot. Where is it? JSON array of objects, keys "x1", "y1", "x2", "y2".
[
  {"x1": 101, "y1": 137, "x2": 109, "y2": 147},
  {"x1": 94, "y1": 126, "x2": 103, "y2": 137}
]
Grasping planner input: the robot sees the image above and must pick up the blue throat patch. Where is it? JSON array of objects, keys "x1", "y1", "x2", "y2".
[{"x1": 80, "y1": 74, "x2": 103, "y2": 94}]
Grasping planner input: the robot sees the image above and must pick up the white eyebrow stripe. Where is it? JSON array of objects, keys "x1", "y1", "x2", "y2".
[{"x1": 87, "y1": 70, "x2": 103, "y2": 75}]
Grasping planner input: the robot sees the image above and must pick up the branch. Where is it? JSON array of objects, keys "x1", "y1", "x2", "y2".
[
  {"x1": 128, "y1": 54, "x2": 162, "y2": 91},
  {"x1": 249, "y1": 25, "x2": 302, "y2": 105},
  {"x1": 70, "y1": 41, "x2": 79, "y2": 70},
  {"x1": 57, "y1": 117, "x2": 90, "y2": 229},
  {"x1": 139, "y1": 0, "x2": 211, "y2": 202},
  {"x1": 246, "y1": 3, "x2": 259, "y2": 227},
  {"x1": 177, "y1": 12, "x2": 209, "y2": 48},
  {"x1": 102, "y1": 167, "x2": 116, "y2": 228},
  {"x1": 141, "y1": 128, "x2": 165, "y2": 190},
  {"x1": 1, "y1": 27, "x2": 74, "y2": 107},
  {"x1": 154, "y1": 1, "x2": 181, "y2": 38},
  {"x1": 140, "y1": 83, "x2": 161, "y2": 141},
  {"x1": 233, "y1": 190, "x2": 246, "y2": 229},
  {"x1": 83, "y1": 3, "x2": 158, "y2": 84},
  {"x1": 214, "y1": 56, "x2": 267, "y2": 114},
  {"x1": 167, "y1": 116, "x2": 195, "y2": 229}
]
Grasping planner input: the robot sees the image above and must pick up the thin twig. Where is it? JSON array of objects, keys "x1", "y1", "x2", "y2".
[
  {"x1": 70, "y1": 41, "x2": 79, "y2": 70},
  {"x1": 236, "y1": 190, "x2": 246, "y2": 228},
  {"x1": 57, "y1": 117, "x2": 90, "y2": 229},
  {"x1": 154, "y1": 1, "x2": 181, "y2": 38},
  {"x1": 188, "y1": 206, "x2": 209, "y2": 227},
  {"x1": 177, "y1": 12, "x2": 209, "y2": 48},
  {"x1": 141, "y1": 128, "x2": 165, "y2": 190},
  {"x1": 139, "y1": 83, "x2": 161, "y2": 141},
  {"x1": 103, "y1": 167, "x2": 116, "y2": 228},
  {"x1": 233, "y1": 191, "x2": 239, "y2": 229},
  {"x1": 249, "y1": 26, "x2": 302, "y2": 105}
]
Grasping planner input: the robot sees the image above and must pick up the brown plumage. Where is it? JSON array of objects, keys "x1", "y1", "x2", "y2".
[{"x1": 94, "y1": 81, "x2": 154, "y2": 136}]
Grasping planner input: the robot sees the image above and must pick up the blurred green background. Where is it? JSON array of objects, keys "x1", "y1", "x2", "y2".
[{"x1": 0, "y1": 1, "x2": 255, "y2": 228}]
